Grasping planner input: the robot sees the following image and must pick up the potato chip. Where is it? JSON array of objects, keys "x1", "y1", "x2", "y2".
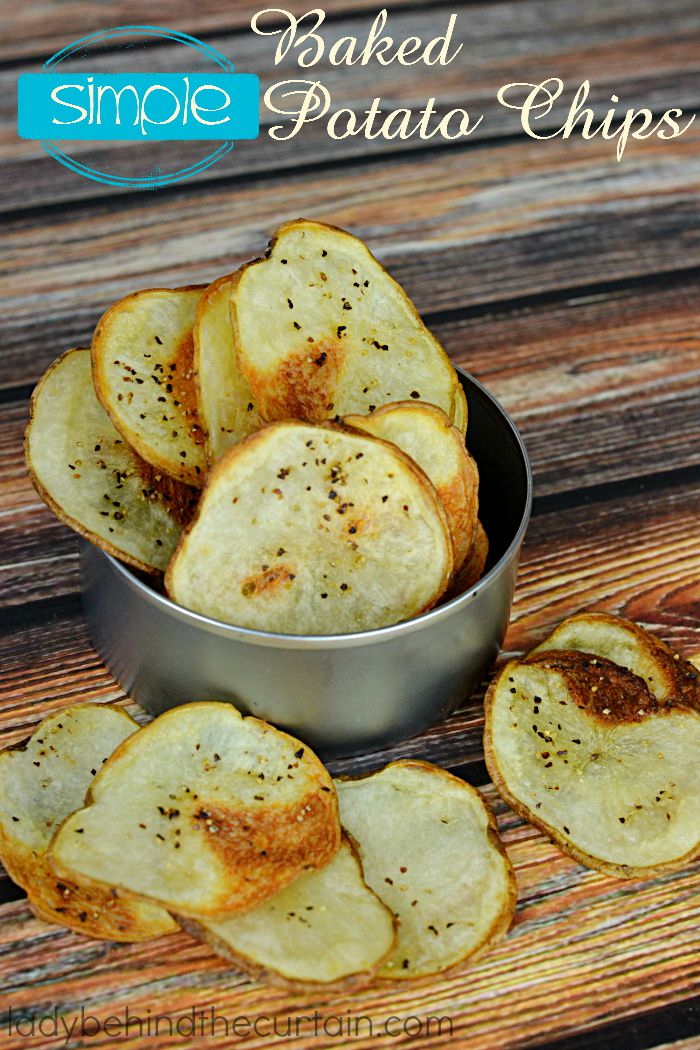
[
  {"x1": 25, "y1": 349, "x2": 195, "y2": 574},
  {"x1": 231, "y1": 219, "x2": 462, "y2": 425},
  {"x1": 193, "y1": 274, "x2": 262, "y2": 465},
  {"x1": 530, "y1": 612, "x2": 699, "y2": 709},
  {"x1": 49, "y1": 703, "x2": 340, "y2": 918},
  {"x1": 485, "y1": 651, "x2": 700, "y2": 877},
  {"x1": 444, "y1": 520, "x2": 489, "y2": 600},
  {"x1": 344, "y1": 400, "x2": 478, "y2": 571},
  {"x1": 184, "y1": 837, "x2": 396, "y2": 988},
  {"x1": 0, "y1": 705, "x2": 176, "y2": 940},
  {"x1": 92, "y1": 286, "x2": 207, "y2": 486},
  {"x1": 166, "y1": 421, "x2": 452, "y2": 634},
  {"x1": 336, "y1": 761, "x2": 516, "y2": 979},
  {"x1": 452, "y1": 382, "x2": 468, "y2": 436}
]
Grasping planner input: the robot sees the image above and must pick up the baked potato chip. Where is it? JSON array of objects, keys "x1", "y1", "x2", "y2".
[
  {"x1": 0, "y1": 705, "x2": 176, "y2": 940},
  {"x1": 166, "y1": 422, "x2": 453, "y2": 635},
  {"x1": 344, "y1": 400, "x2": 478, "y2": 571},
  {"x1": 92, "y1": 286, "x2": 207, "y2": 486},
  {"x1": 531, "y1": 612, "x2": 699, "y2": 709},
  {"x1": 193, "y1": 274, "x2": 262, "y2": 465},
  {"x1": 183, "y1": 837, "x2": 396, "y2": 989},
  {"x1": 444, "y1": 520, "x2": 489, "y2": 600},
  {"x1": 231, "y1": 219, "x2": 462, "y2": 425},
  {"x1": 336, "y1": 761, "x2": 516, "y2": 979},
  {"x1": 452, "y1": 382, "x2": 468, "y2": 436},
  {"x1": 25, "y1": 349, "x2": 194, "y2": 574},
  {"x1": 49, "y1": 703, "x2": 340, "y2": 918},
  {"x1": 485, "y1": 651, "x2": 700, "y2": 877}
]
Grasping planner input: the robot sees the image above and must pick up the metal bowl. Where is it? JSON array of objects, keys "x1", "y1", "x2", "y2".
[{"x1": 80, "y1": 368, "x2": 532, "y2": 758}]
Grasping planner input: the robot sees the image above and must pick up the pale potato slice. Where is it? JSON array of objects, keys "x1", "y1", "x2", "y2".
[
  {"x1": 25, "y1": 349, "x2": 195, "y2": 574},
  {"x1": 485, "y1": 651, "x2": 700, "y2": 877},
  {"x1": 183, "y1": 837, "x2": 396, "y2": 989},
  {"x1": 166, "y1": 421, "x2": 452, "y2": 635},
  {"x1": 231, "y1": 219, "x2": 461, "y2": 426},
  {"x1": 530, "y1": 612, "x2": 699, "y2": 709},
  {"x1": 49, "y1": 703, "x2": 340, "y2": 918},
  {"x1": 444, "y1": 520, "x2": 489, "y2": 601},
  {"x1": 0, "y1": 705, "x2": 176, "y2": 940},
  {"x1": 344, "y1": 400, "x2": 478, "y2": 572},
  {"x1": 452, "y1": 381, "x2": 468, "y2": 436},
  {"x1": 336, "y1": 761, "x2": 516, "y2": 979},
  {"x1": 92, "y1": 286, "x2": 207, "y2": 486},
  {"x1": 193, "y1": 274, "x2": 262, "y2": 465}
]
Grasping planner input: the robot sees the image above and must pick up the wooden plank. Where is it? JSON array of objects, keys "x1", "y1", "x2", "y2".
[
  {"x1": 0, "y1": 0, "x2": 439, "y2": 64},
  {"x1": 3, "y1": 0, "x2": 699, "y2": 209},
  {"x1": 2, "y1": 128, "x2": 700, "y2": 393}
]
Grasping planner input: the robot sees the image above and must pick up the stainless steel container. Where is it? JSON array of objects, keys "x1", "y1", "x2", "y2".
[{"x1": 80, "y1": 368, "x2": 532, "y2": 758}]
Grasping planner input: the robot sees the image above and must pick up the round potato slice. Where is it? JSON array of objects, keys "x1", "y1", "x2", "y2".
[
  {"x1": 336, "y1": 761, "x2": 516, "y2": 980},
  {"x1": 0, "y1": 705, "x2": 176, "y2": 940},
  {"x1": 444, "y1": 520, "x2": 489, "y2": 601},
  {"x1": 344, "y1": 400, "x2": 479, "y2": 572},
  {"x1": 530, "y1": 612, "x2": 699, "y2": 709},
  {"x1": 25, "y1": 348, "x2": 195, "y2": 574},
  {"x1": 194, "y1": 274, "x2": 263, "y2": 465},
  {"x1": 92, "y1": 286, "x2": 207, "y2": 486},
  {"x1": 451, "y1": 382, "x2": 468, "y2": 437},
  {"x1": 485, "y1": 651, "x2": 700, "y2": 878},
  {"x1": 231, "y1": 219, "x2": 461, "y2": 426},
  {"x1": 49, "y1": 703, "x2": 340, "y2": 919},
  {"x1": 166, "y1": 421, "x2": 452, "y2": 634},
  {"x1": 183, "y1": 837, "x2": 396, "y2": 989}
]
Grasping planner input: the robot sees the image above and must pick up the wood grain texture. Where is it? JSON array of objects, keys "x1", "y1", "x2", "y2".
[
  {"x1": 3, "y1": 0, "x2": 699, "y2": 210},
  {"x1": 1, "y1": 1, "x2": 700, "y2": 1045},
  {"x1": 2, "y1": 127, "x2": 700, "y2": 395}
]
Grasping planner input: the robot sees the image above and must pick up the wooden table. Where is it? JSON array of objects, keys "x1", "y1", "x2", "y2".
[{"x1": 1, "y1": 1, "x2": 700, "y2": 1046}]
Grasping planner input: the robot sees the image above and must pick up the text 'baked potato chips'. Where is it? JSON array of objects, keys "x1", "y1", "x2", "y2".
[
  {"x1": 345, "y1": 400, "x2": 479, "y2": 572},
  {"x1": 92, "y1": 286, "x2": 207, "y2": 486},
  {"x1": 25, "y1": 349, "x2": 194, "y2": 573},
  {"x1": 193, "y1": 274, "x2": 262, "y2": 465},
  {"x1": 531, "y1": 612, "x2": 699, "y2": 709},
  {"x1": 49, "y1": 703, "x2": 340, "y2": 918},
  {"x1": 166, "y1": 421, "x2": 453, "y2": 634},
  {"x1": 485, "y1": 649, "x2": 700, "y2": 877},
  {"x1": 231, "y1": 219, "x2": 463, "y2": 428},
  {"x1": 184, "y1": 837, "x2": 396, "y2": 989},
  {"x1": 0, "y1": 705, "x2": 176, "y2": 940},
  {"x1": 336, "y1": 761, "x2": 516, "y2": 979}
]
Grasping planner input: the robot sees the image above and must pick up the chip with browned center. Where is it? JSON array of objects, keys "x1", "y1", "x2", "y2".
[
  {"x1": 92, "y1": 286, "x2": 207, "y2": 486},
  {"x1": 485, "y1": 650, "x2": 700, "y2": 877},
  {"x1": 25, "y1": 348, "x2": 195, "y2": 574},
  {"x1": 231, "y1": 219, "x2": 463, "y2": 428},
  {"x1": 49, "y1": 703, "x2": 341, "y2": 918},
  {"x1": 344, "y1": 401, "x2": 479, "y2": 572},
  {"x1": 0, "y1": 705, "x2": 176, "y2": 940},
  {"x1": 166, "y1": 421, "x2": 453, "y2": 635}
]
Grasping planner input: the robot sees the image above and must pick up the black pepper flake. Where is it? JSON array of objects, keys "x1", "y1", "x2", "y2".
[
  {"x1": 410, "y1": 390, "x2": 420, "y2": 399},
  {"x1": 155, "y1": 336, "x2": 163, "y2": 345}
]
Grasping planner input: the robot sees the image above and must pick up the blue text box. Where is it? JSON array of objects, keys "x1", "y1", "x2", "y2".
[{"x1": 18, "y1": 73, "x2": 259, "y2": 140}]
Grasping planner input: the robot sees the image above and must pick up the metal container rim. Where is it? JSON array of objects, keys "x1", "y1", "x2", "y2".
[{"x1": 90, "y1": 367, "x2": 533, "y2": 650}]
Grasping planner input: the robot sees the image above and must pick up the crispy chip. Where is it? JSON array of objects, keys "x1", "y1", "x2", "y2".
[
  {"x1": 530, "y1": 612, "x2": 700, "y2": 709},
  {"x1": 183, "y1": 837, "x2": 396, "y2": 988},
  {"x1": 485, "y1": 651, "x2": 700, "y2": 877},
  {"x1": 49, "y1": 703, "x2": 340, "y2": 918},
  {"x1": 231, "y1": 219, "x2": 462, "y2": 425},
  {"x1": 25, "y1": 349, "x2": 194, "y2": 573},
  {"x1": 166, "y1": 421, "x2": 452, "y2": 634},
  {"x1": 336, "y1": 761, "x2": 516, "y2": 979},
  {"x1": 92, "y1": 286, "x2": 207, "y2": 486},
  {"x1": 193, "y1": 274, "x2": 262, "y2": 465},
  {"x1": 444, "y1": 520, "x2": 489, "y2": 600},
  {"x1": 0, "y1": 705, "x2": 176, "y2": 940},
  {"x1": 345, "y1": 401, "x2": 478, "y2": 572}
]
